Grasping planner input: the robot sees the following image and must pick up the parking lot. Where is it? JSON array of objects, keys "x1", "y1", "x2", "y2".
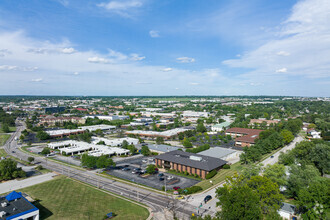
[{"x1": 107, "y1": 156, "x2": 200, "y2": 190}]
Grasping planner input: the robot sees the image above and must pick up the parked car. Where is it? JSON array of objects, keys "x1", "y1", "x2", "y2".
[
  {"x1": 158, "y1": 173, "x2": 164, "y2": 177},
  {"x1": 173, "y1": 186, "x2": 181, "y2": 190},
  {"x1": 159, "y1": 177, "x2": 165, "y2": 181},
  {"x1": 204, "y1": 195, "x2": 212, "y2": 203},
  {"x1": 167, "y1": 176, "x2": 174, "y2": 180},
  {"x1": 175, "y1": 195, "x2": 185, "y2": 200},
  {"x1": 122, "y1": 167, "x2": 130, "y2": 171}
]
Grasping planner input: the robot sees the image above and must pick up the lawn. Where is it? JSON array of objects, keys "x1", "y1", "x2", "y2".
[
  {"x1": 0, "y1": 134, "x2": 10, "y2": 146},
  {"x1": 0, "y1": 148, "x2": 7, "y2": 157},
  {"x1": 19, "y1": 176, "x2": 149, "y2": 220},
  {"x1": 195, "y1": 163, "x2": 244, "y2": 190},
  {"x1": 0, "y1": 124, "x2": 16, "y2": 133}
]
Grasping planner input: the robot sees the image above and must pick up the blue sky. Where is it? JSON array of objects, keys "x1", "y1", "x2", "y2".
[{"x1": 0, "y1": 0, "x2": 329, "y2": 96}]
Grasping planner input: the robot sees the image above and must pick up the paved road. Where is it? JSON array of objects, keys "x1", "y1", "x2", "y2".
[{"x1": 4, "y1": 121, "x2": 203, "y2": 219}]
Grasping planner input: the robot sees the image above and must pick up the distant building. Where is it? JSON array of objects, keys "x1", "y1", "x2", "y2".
[
  {"x1": 211, "y1": 121, "x2": 231, "y2": 132},
  {"x1": 84, "y1": 115, "x2": 129, "y2": 121},
  {"x1": 182, "y1": 111, "x2": 209, "y2": 118},
  {"x1": 225, "y1": 127, "x2": 263, "y2": 147},
  {"x1": 46, "y1": 124, "x2": 116, "y2": 138},
  {"x1": 249, "y1": 118, "x2": 280, "y2": 127},
  {"x1": 140, "y1": 144, "x2": 180, "y2": 154},
  {"x1": 44, "y1": 106, "x2": 65, "y2": 114},
  {"x1": 0, "y1": 191, "x2": 39, "y2": 220},
  {"x1": 278, "y1": 202, "x2": 298, "y2": 220},
  {"x1": 38, "y1": 116, "x2": 85, "y2": 127},
  {"x1": 155, "y1": 150, "x2": 226, "y2": 179},
  {"x1": 126, "y1": 128, "x2": 192, "y2": 139}
]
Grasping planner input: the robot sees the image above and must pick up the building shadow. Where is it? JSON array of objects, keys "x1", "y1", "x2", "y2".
[{"x1": 33, "y1": 200, "x2": 53, "y2": 219}]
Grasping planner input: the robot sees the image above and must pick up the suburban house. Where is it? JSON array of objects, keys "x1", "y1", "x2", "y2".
[
  {"x1": 225, "y1": 127, "x2": 264, "y2": 147},
  {"x1": 155, "y1": 150, "x2": 227, "y2": 179},
  {"x1": 0, "y1": 191, "x2": 39, "y2": 220},
  {"x1": 278, "y1": 202, "x2": 298, "y2": 220}
]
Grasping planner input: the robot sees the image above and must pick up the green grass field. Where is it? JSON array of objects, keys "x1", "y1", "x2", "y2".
[
  {"x1": 19, "y1": 176, "x2": 149, "y2": 220},
  {"x1": 195, "y1": 163, "x2": 244, "y2": 190},
  {"x1": 0, "y1": 148, "x2": 7, "y2": 157},
  {"x1": 0, "y1": 134, "x2": 10, "y2": 146},
  {"x1": 0, "y1": 124, "x2": 16, "y2": 133}
]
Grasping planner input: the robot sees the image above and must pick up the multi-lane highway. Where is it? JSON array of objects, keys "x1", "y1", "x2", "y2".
[{"x1": 3, "y1": 121, "x2": 206, "y2": 219}]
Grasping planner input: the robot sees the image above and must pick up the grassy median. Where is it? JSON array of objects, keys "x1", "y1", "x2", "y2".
[
  {"x1": 19, "y1": 176, "x2": 149, "y2": 220},
  {"x1": 0, "y1": 134, "x2": 10, "y2": 146}
]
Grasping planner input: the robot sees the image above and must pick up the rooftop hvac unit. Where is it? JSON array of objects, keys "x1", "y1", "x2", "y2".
[
  {"x1": 0, "y1": 211, "x2": 6, "y2": 217},
  {"x1": 189, "y1": 156, "x2": 202, "y2": 161},
  {"x1": 1, "y1": 202, "x2": 7, "y2": 207}
]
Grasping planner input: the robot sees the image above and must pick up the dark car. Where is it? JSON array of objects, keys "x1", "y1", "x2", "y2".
[
  {"x1": 158, "y1": 173, "x2": 164, "y2": 177},
  {"x1": 270, "y1": 155, "x2": 274, "y2": 158},
  {"x1": 159, "y1": 177, "x2": 165, "y2": 181},
  {"x1": 204, "y1": 195, "x2": 212, "y2": 203},
  {"x1": 122, "y1": 167, "x2": 130, "y2": 171},
  {"x1": 173, "y1": 186, "x2": 181, "y2": 190}
]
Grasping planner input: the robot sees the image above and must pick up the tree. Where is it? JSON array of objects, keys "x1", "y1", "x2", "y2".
[
  {"x1": 156, "y1": 137, "x2": 164, "y2": 144},
  {"x1": 0, "y1": 159, "x2": 26, "y2": 181},
  {"x1": 308, "y1": 144, "x2": 330, "y2": 175},
  {"x1": 97, "y1": 141, "x2": 106, "y2": 145},
  {"x1": 263, "y1": 164, "x2": 287, "y2": 187},
  {"x1": 36, "y1": 130, "x2": 50, "y2": 140},
  {"x1": 216, "y1": 183, "x2": 263, "y2": 220},
  {"x1": 2, "y1": 123, "x2": 10, "y2": 133},
  {"x1": 146, "y1": 164, "x2": 156, "y2": 174},
  {"x1": 247, "y1": 176, "x2": 284, "y2": 215},
  {"x1": 182, "y1": 138, "x2": 193, "y2": 148},
  {"x1": 280, "y1": 129, "x2": 294, "y2": 144},
  {"x1": 41, "y1": 147, "x2": 51, "y2": 155},
  {"x1": 28, "y1": 157, "x2": 35, "y2": 163},
  {"x1": 196, "y1": 123, "x2": 207, "y2": 133},
  {"x1": 297, "y1": 178, "x2": 330, "y2": 219},
  {"x1": 96, "y1": 155, "x2": 115, "y2": 169},
  {"x1": 141, "y1": 145, "x2": 151, "y2": 156},
  {"x1": 127, "y1": 145, "x2": 137, "y2": 154}
]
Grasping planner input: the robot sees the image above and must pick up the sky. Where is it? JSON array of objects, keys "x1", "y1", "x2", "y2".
[{"x1": 0, "y1": 0, "x2": 329, "y2": 97}]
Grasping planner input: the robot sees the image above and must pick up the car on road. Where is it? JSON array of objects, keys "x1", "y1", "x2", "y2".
[
  {"x1": 204, "y1": 195, "x2": 212, "y2": 203},
  {"x1": 159, "y1": 177, "x2": 164, "y2": 181},
  {"x1": 175, "y1": 195, "x2": 185, "y2": 200},
  {"x1": 12, "y1": 151, "x2": 15, "y2": 153},
  {"x1": 270, "y1": 155, "x2": 274, "y2": 158}
]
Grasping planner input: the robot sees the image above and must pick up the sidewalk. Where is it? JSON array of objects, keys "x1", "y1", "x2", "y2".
[{"x1": 0, "y1": 172, "x2": 58, "y2": 194}]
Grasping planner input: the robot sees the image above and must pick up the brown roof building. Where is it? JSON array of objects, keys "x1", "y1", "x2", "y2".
[{"x1": 225, "y1": 127, "x2": 264, "y2": 147}]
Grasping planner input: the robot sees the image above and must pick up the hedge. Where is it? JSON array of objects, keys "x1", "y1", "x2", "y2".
[
  {"x1": 205, "y1": 170, "x2": 217, "y2": 179},
  {"x1": 223, "y1": 164, "x2": 230, "y2": 169}
]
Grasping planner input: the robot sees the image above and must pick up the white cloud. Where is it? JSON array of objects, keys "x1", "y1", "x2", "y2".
[
  {"x1": 0, "y1": 49, "x2": 11, "y2": 57},
  {"x1": 276, "y1": 68, "x2": 287, "y2": 73},
  {"x1": 161, "y1": 67, "x2": 172, "y2": 72},
  {"x1": 189, "y1": 82, "x2": 200, "y2": 85},
  {"x1": 177, "y1": 57, "x2": 195, "y2": 63},
  {"x1": 130, "y1": 53, "x2": 145, "y2": 61},
  {"x1": 136, "y1": 82, "x2": 152, "y2": 84},
  {"x1": 223, "y1": 0, "x2": 330, "y2": 80},
  {"x1": 31, "y1": 78, "x2": 43, "y2": 82},
  {"x1": 88, "y1": 56, "x2": 112, "y2": 64},
  {"x1": 97, "y1": 0, "x2": 143, "y2": 17},
  {"x1": 0, "y1": 65, "x2": 18, "y2": 71},
  {"x1": 73, "y1": 72, "x2": 79, "y2": 75},
  {"x1": 277, "y1": 51, "x2": 290, "y2": 56},
  {"x1": 61, "y1": 47, "x2": 76, "y2": 54},
  {"x1": 149, "y1": 30, "x2": 160, "y2": 38}
]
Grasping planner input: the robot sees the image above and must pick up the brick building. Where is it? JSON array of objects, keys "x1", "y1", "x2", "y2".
[
  {"x1": 155, "y1": 150, "x2": 226, "y2": 179},
  {"x1": 225, "y1": 127, "x2": 264, "y2": 147}
]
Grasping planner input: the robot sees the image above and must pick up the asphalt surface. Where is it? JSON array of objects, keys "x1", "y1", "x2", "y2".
[{"x1": 3, "y1": 121, "x2": 208, "y2": 219}]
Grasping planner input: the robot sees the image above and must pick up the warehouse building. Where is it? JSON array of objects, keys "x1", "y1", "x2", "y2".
[{"x1": 46, "y1": 124, "x2": 116, "y2": 138}]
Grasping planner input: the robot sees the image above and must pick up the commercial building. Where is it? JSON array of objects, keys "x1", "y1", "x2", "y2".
[
  {"x1": 139, "y1": 144, "x2": 180, "y2": 154},
  {"x1": 197, "y1": 147, "x2": 241, "y2": 162},
  {"x1": 249, "y1": 119, "x2": 280, "y2": 127},
  {"x1": 155, "y1": 150, "x2": 226, "y2": 179},
  {"x1": 225, "y1": 127, "x2": 263, "y2": 147},
  {"x1": 126, "y1": 128, "x2": 192, "y2": 139},
  {"x1": 0, "y1": 191, "x2": 39, "y2": 220},
  {"x1": 84, "y1": 115, "x2": 129, "y2": 121},
  {"x1": 44, "y1": 106, "x2": 65, "y2": 113},
  {"x1": 38, "y1": 116, "x2": 86, "y2": 127},
  {"x1": 182, "y1": 111, "x2": 209, "y2": 118},
  {"x1": 211, "y1": 121, "x2": 231, "y2": 132},
  {"x1": 91, "y1": 137, "x2": 139, "y2": 146},
  {"x1": 46, "y1": 124, "x2": 116, "y2": 138},
  {"x1": 48, "y1": 140, "x2": 130, "y2": 156}
]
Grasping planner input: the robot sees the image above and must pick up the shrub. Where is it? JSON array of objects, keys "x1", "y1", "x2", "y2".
[
  {"x1": 183, "y1": 186, "x2": 203, "y2": 195},
  {"x1": 206, "y1": 170, "x2": 217, "y2": 179},
  {"x1": 223, "y1": 164, "x2": 230, "y2": 169}
]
